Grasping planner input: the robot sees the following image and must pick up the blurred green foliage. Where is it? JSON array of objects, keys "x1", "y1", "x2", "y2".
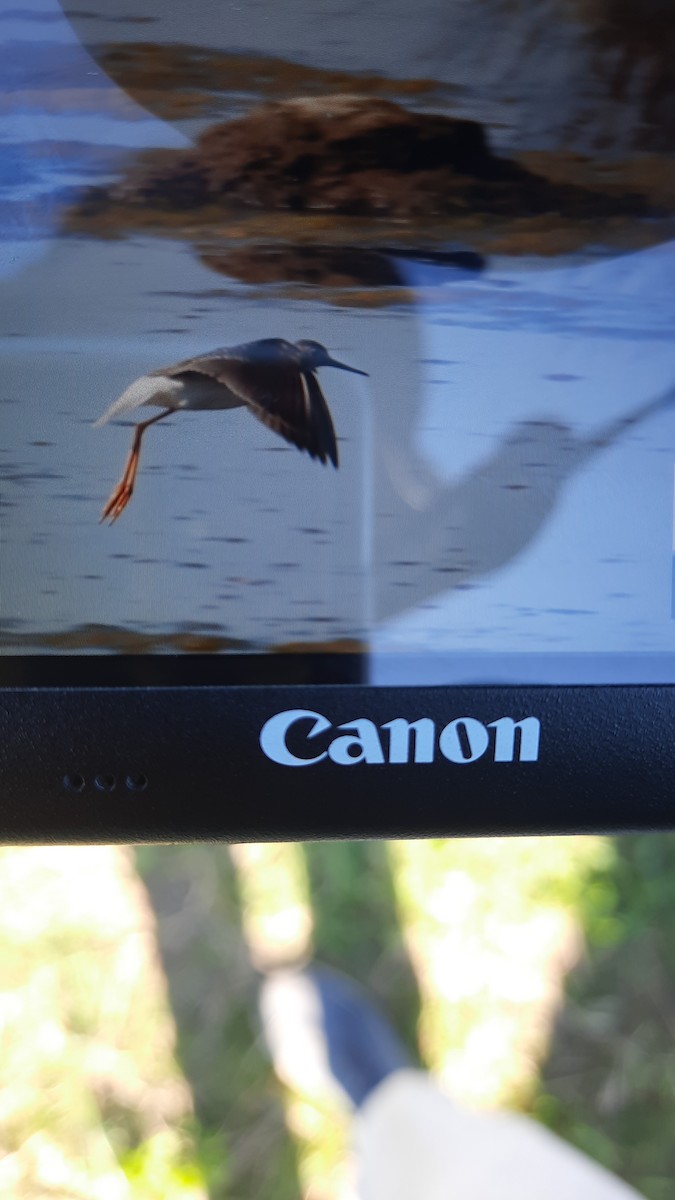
[
  {"x1": 534, "y1": 833, "x2": 675, "y2": 1200},
  {"x1": 3, "y1": 834, "x2": 675, "y2": 1199}
]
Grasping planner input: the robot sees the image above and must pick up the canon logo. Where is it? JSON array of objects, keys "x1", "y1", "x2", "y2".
[{"x1": 259, "y1": 710, "x2": 540, "y2": 767}]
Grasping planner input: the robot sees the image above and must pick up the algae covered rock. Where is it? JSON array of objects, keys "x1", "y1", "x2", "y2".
[{"x1": 93, "y1": 95, "x2": 644, "y2": 220}]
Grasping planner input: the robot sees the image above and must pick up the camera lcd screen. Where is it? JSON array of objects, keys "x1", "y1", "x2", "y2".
[{"x1": 1, "y1": 0, "x2": 674, "y2": 692}]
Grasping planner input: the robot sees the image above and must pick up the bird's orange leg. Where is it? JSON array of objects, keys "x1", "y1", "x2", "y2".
[{"x1": 100, "y1": 408, "x2": 172, "y2": 524}]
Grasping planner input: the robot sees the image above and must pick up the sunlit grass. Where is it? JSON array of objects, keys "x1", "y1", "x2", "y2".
[
  {"x1": 389, "y1": 836, "x2": 609, "y2": 1108},
  {"x1": 0, "y1": 847, "x2": 205, "y2": 1200},
  {"x1": 229, "y1": 841, "x2": 352, "y2": 1198},
  {"x1": 229, "y1": 842, "x2": 312, "y2": 969}
]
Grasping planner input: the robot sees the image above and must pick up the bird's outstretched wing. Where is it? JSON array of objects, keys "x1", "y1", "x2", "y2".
[
  {"x1": 161, "y1": 351, "x2": 339, "y2": 467},
  {"x1": 302, "y1": 370, "x2": 339, "y2": 469}
]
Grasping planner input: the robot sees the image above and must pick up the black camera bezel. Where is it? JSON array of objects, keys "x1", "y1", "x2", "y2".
[{"x1": 2, "y1": 660, "x2": 673, "y2": 842}]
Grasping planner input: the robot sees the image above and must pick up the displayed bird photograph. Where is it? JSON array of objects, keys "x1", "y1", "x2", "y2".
[
  {"x1": 95, "y1": 339, "x2": 366, "y2": 523},
  {"x1": 1, "y1": 0, "x2": 674, "y2": 673}
]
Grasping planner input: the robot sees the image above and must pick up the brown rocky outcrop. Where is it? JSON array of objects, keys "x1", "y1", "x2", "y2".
[{"x1": 87, "y1": 95, "x2": 645, "y2": 221}]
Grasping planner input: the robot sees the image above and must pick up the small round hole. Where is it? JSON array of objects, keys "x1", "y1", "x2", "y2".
[
  {"x1": 94, "y1": 774, "x2": 116, "y2": 793},
  {"x1": 63, "y1": 773, "x2": 85, "y2": 793},
  {"x1": 126, "y1": 773, "x2": 148, "y2": 792}
]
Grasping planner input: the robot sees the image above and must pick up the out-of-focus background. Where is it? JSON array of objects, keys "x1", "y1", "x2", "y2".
[{"x1": 2, "y1": 834, "x2": 675, "y2": 1199}]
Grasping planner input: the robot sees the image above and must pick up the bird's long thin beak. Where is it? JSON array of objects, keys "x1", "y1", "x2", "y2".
[{"x1": 326, "y1": 357, "x2": 369, "y2": 376}]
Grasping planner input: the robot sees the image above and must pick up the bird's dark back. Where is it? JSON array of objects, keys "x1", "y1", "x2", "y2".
[{"x1": 224, "y1": 338, "x2": 300, "y2": 366}]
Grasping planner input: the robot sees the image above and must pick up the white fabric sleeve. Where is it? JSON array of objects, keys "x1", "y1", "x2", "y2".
[{"x1": 354, "y1": 1069, "x2": 644, "y2": 1200}]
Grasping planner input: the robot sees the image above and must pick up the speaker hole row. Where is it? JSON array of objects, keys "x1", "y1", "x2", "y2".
[{"x1": 63, "y1": 773, "x2": 148, "y2": 793}]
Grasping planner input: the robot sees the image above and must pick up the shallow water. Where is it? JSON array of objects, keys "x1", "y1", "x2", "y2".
[{"x1": 3, "y1": 233, "x2": 675, "y2": 674}]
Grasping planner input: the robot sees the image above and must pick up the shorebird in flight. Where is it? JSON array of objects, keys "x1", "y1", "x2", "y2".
[{"x1": 95, "y1": 338, "x2": 367, "y2": 523}]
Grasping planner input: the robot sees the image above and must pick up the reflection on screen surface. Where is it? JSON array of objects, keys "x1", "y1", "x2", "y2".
[{"x1": 1, "y1": 0, "x2": 674, "y2": 683}]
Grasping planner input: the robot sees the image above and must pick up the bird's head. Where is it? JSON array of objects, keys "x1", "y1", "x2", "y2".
[{"x1": 296, "y1": 340, "x2": 368, "y2": 376}]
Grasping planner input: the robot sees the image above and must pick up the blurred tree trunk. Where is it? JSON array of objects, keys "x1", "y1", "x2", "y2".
[{"x1": 135, "y1": 844, "x2": 300, "y2": 1200}]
